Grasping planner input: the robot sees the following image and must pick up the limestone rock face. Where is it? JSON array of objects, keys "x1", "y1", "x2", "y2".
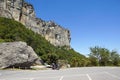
[
  {"x1": 0, "y1": 0, "x2": 71, "y2": 47},
  {"x1": 0, "y1": 41, "x2": 41, "y2": 69}
]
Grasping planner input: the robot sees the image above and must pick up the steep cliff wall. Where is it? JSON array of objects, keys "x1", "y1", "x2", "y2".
[{"x1": 0, "y1": 0, "x2": 71, "y2": 47}]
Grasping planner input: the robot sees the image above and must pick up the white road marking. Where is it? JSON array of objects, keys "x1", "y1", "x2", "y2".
[
  {"x1": 0, "y1": 73, "x2": 2, "y2": 76},
  {"x1": 86, "y1": 74, "x2": 92, "y2": 80},
  {"x1": 104, "y1": 72, "x2": 120, "y2": 79},
  {"x1": 59, "y1": 76, "x2": 64, "y2": 80}
]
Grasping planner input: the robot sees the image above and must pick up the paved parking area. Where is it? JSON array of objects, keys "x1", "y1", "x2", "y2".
[{"x1": 0, "y1": 67, "x2": 120, "y2": 80}]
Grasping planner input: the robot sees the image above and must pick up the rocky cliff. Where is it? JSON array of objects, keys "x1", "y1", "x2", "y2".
[
  {"x1": 0, "y1": 41, "x2": 41, "y2": 69},
  {"x1": 0, "y1": 0, "x2": 71, "y2": 47}
]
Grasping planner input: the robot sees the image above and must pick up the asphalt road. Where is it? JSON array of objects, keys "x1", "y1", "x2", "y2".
[{"x1": 0, "y1": 67, "x2": 120, "y2": 80}]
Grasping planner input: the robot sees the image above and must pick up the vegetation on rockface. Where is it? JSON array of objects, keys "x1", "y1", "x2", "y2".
[{"x1": 0, "y1": 17, "x2": 87, "y2": 67}]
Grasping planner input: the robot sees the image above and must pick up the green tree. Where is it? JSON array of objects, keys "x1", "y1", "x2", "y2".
[
  {"x1": 109, "y1": 50, "x2": 120, "y2": 66},
  {"x1": 89, "y1": 46, "x2": 110, "y2": 66},
  {"x1": 89, "y1": 46, "x2": 120, "y2": 66}
]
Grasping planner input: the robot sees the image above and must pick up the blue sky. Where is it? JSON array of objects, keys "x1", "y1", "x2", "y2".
[{"x1": 26, "y1": 0, "x2": 120, "y2": 56}]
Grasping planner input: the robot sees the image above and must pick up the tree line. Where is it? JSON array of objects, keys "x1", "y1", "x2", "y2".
[{"x1": 88, "y1": 46, "x2": 120, "y2": 66}]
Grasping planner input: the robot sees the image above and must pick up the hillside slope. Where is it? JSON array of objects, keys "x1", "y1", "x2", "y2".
[{"x1": 0, "y1": 17, "x2": 89, "y2": 67}]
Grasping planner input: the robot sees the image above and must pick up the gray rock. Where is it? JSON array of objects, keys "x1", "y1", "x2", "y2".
[
  {"x1": 0, "y1": 0, "x2": 71, "y2": 47},
  {"x1": 0, "y1": 41, "x2": 41, "y2": 69}
]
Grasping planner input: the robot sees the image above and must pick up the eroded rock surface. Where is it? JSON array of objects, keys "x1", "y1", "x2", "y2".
[{"x1": 0, "y1": 0, "x2": 71, "y2": 47}]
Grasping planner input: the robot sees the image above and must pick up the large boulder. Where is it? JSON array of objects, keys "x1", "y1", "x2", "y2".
[{"x1": 0, "y1": 41, "x2": 41, "y2": 69}]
